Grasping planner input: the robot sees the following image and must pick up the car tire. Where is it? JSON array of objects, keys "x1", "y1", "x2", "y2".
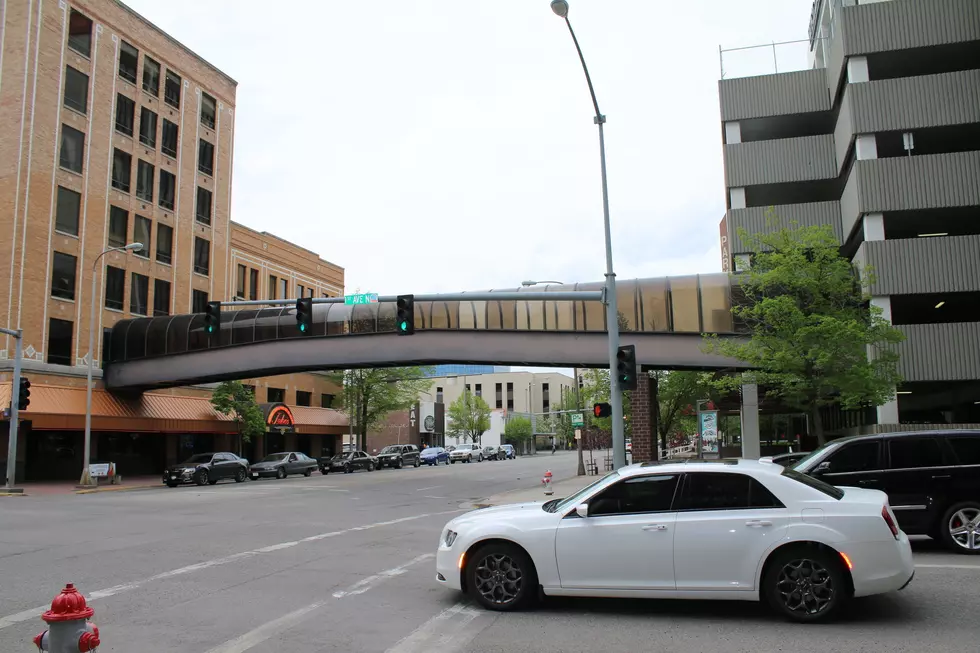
[
  {"x1": 276, "y1": 468, "x2": 286, "y2": 480},
  {"x1": 938, "y1": 501, "x2": 980, "y2": 554},
  {"x1": 234, "y1": 469, "x2": 246, "y2": 483},
  {"x1": 762, "y1": 546, "x2": 848, "y2": 622},
  {"x1": 450, "y1": 459, "x2": 455, "y2": 464},
  {"x1": 395, "y1": 459, "x2": 403, "y2": 469},
  {"x1": 466, "y1": 456, "x2": 471, "y2": 464},
  {"x1": 166, "y1": 481, "x2": 179, "y2": 488},
  {"x1": 414, "y1": 459, "x2": 420, "y2": 468},
  {"x1": 321, "y1": 468, "x2": 330, "y2": 475},
  {"x1": 304, "y1": 468, "x2": 313, "y2": 477},
  {"x1": 208, "y1": 479, "x2": 218, "y2": 485},
  {"x1": 368, "y1": 462, "x2": 375, "y2": 471},
  {"x1": 466, "y1": 542, "x2": 538, "y2": 612},
  {"x1": 344, "y1": 464, "x2": 352, "y2": 474},
  {"x1": 195, "y1": 470, "x2": 209, "y2": 486}
]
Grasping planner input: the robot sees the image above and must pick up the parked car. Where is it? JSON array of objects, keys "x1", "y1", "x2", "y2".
[
  {"x1": 499, "y1": 444, "x2": 516, "y2": 460},
  {"x1": 420, "y1": 447, "x2": 450, "y2": 466},
  {"x1": 482, "y1": 445, "x2": 503, "y2": 461},
  {"x1": 377, "y1": 444, "x2": 421, "y2": 469},
  {"x1": 760, "y1": 451, "x2": 810, "y2": 467},
  {"x1": 164, "y1": 452, "x2": 248, "y2": 487},
  {"x1": 249, "y1": 452, "x2": 318, "y2": 479},
  {"x1": 450, "y1": 444, "x2": 483, "y2": 463},
  {"x1": 792, "y1": 429, "x2": 980, "y2": 554},
  {"x1": 436, "y1": 459, "x2": 914, "y2": 621},
  {"x1": 322, "y1": 451, "x2": 377, "y2": 474}
]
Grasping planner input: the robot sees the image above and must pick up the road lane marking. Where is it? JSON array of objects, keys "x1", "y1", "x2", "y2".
[
  {"x1": 424, "y1": 496, "x2": 447, "y2": 499},
  {"x1": 202, "y1": 601, "x2": 326, "y2": 653},
  {"x1": 915, "y1": 563, "x2": 980, "y2": 570},
  {"x1": 0, "y1": 508, "x2": 465, "y2": 631},
  {"x1": 416, "y1": 486, "x2": 442, "y2": 492},
  {"x1": 333, "y1": 554, "x2": 435, "y2": 598},
  {"x1": 385, "y1": 602, "x2": 484, "y2": 653}
]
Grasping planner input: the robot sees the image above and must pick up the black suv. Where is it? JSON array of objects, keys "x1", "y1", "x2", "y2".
[
  {"x1": 792, "y1": 430, "x2": 980, "y2": 554},
  {"x1": 376, "y1": 444, "x2": 421, "y2": 469}
]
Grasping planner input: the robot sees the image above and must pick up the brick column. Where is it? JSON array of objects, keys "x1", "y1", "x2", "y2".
[{"x1": 629, "y1": 371, "x2": 659, "y2": 463}]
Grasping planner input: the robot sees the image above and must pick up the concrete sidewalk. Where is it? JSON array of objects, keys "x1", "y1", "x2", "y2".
[
  {"x1": 476, "y1": 474, "x2": 599, "y2": 507},
  {"x1": 1, "y1": 475, "x2": 162, "y2": 497}
]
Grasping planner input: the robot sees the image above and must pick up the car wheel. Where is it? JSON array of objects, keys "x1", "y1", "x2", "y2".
[
  {"x1": 450, "y1": 459, "x2": 455, "y2": 464},
  {"x1": 414, "y1": 459, "x2": 420, "y2": 468},
  {"x1": 466, "y1": 456, "x2": 471, "y2": 463},
  {"x1": 939, "y1": 502, "x2": 980, "y2": 554},
  {"x1": 344, "y1": 464, "x2": 352, "y2": 474},
  {"x1": 235, "y1": 469, "x2": 246, "y2": 483},
  {"x1": 276, "y1": 468, "x2": 286, "y2": 480},
  {"x1": 195, "y1": 470, "x2": 209, "y2": 486},
  {"x1": 321, "y1": 468, "x2": 330, "y2": 475},
  {"x1": 466, "y1": 542, "x2": 538, "y2": 612},
  {"x1": 304, "y1": 468, "x2": 313, "y2": 477},
  {"x1": 166, "y1": 481, "x2": 179, "y2": 488},
  {"x1": 368, "y1": 462, "x2": 375, "y2": 471},
  {"x1": 395, "y1": 459, "x2": 403, "y2": 469},
  {"x1": 763, "y1": 547, "x2": 848, "y2": 622}
]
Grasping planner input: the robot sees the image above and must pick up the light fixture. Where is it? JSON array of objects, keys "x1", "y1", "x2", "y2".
[
  {"x1": 550, "y1": 0, "x2": 569, "y2": 17},
  {"x1": 918, "y1": 232, "x2": 948, "y2": 238},
  {"x1": 935, "y1": 301, "x2": 946, "y2": 309}
]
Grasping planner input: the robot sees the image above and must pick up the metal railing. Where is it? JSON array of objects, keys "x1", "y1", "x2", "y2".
[{"x1": 719, "y1": 38, "x2": 820, "y2": 80}]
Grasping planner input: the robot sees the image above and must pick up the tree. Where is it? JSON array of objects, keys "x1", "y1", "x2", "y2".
[
  {"x1": 211, "y1": 381, "x2": 266, "y2": 454},
  {"x1": 447, "y1": 390, "x2": 492, "y2": 444},
  {"x1": 653, "y1": 370, "x2": 716, "y2": 454},
  {"x1": 503, "y1": 416, "x2": 533, "y2": 453},
  {"x1": 703, "y1": 220, "x2": 905, "y2": 445},
  {"x1": 330, "y1": 368, "x2": 433, "y2": 451}
]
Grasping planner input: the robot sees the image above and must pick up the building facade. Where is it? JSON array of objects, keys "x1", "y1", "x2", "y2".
[
  {"x1": 426, "y1": 370, "x2": 575, "y2": 422},
  {"x1": 0, "y1": 0, "x2": 346, "y2": 481},
  {"x1": 424, "y1": 365, "x2": 510, "y2": 377},
  {"x1": 718, "y1": 0, "x2": 980, "y2": 432}
]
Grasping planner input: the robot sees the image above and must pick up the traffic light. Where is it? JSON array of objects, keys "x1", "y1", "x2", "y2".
[
  {"x1": 396, "y1": 294, "x2": 415, "y2": 335},
  {"x1": 17, "y1": 376, "x2": 30, "y2": 411},
  {"x1": 205, "y1": 301, "x2": 221, "y2": 337},
  {"x1": 617, "y1": 344, "x2": 637, "y2": 391},
  {"x1": 295, "y1": 297, "x2": 313, "y2": 334},
  {"x1": 593, "y1": 402, "x2": 611, "y2": 418}
]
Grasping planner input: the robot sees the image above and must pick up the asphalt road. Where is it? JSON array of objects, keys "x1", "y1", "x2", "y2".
[{"x1": 0, "y1": 451, "x2": 977, "y2": 653}]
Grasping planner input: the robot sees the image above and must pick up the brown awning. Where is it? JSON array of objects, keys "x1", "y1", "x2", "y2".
[{"x1": 0, "y1": 383, "x2": 348, "y2": 434}]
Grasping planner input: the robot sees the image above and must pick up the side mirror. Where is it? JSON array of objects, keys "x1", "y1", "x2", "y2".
[
  {"x1": 575, "y1": 503, "x2": 589, "y2": 518},
  {"x1": 814, "y1": 461, "x2": 831, "y2": 474}
]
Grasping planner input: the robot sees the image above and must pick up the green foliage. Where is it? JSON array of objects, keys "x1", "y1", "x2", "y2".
[
  {"x1": 211, "y1": 381, "x2": 265, "y2": 444},
  {"x1": 447, "y1": 390, "x2": 492, "y2": 443},
  {"x1": 329, "y1": 367, "x2": 433, "y2": 450},
  {"x1": 703, "y1": 219, "x2": 905, "y2": 444},
  {"x1": 503, "y1": 416, "x2": 533, "y2": 444},
  {"x1": 578, "y1": 369, "x2": 632, "y2": 435},
  {"x1": 653, "y1": 371, "x2": 716, "y2": 450}
]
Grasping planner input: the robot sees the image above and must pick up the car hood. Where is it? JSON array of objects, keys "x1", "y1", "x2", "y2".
[
  {"x1": 452, "y1": 501, "x2": 548, "y2": 526},
  {"x1": 251, "y1": 461, "x2": 284, "y2": 469}
]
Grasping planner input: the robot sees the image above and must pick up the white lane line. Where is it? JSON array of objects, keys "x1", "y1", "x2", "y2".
[
  {"x1": 203, "y1": 601, "x2": 326, "y2": 653},
  {"x1": 0, "y1": 508, "x2": 464, "y2": 631},
  {"x1": 333, "y1": 554, "x2": 435, "y2": 598},
  {"x1": 416, "y1": 486, "x2": 442, "y2": 492},
  {"x1": 424, "y1": 496, "x2": 447, "y2": 500},
  {"x1": 915, "y1": 563, "x2": 980, "y2": 570},
  {"x1": 385, "y1": 602, "x2": 483, "y2": 653}
]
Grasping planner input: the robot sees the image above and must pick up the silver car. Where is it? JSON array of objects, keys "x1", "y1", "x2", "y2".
[{"x1": 449, "y1": 444, "x2": 483, "y2": 463}]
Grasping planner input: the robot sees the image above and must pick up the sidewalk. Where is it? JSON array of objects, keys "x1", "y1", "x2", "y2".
[
  {"x1": 476, "y1": 474, "x2": 598, "y2": 508},
  {"x1": 1, "y1": 475, "x2": 162, "y2": 497}
]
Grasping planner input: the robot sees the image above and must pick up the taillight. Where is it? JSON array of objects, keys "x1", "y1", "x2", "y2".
[{"x1": 882, "y1": 505, "x2": 899, "y2": 539}]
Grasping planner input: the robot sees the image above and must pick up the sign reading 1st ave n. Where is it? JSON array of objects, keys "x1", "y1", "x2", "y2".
[{"x1": 345, "y1": 293, "x2": 378, "y2": 305}]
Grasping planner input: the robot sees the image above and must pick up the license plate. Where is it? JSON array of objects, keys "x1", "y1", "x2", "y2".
[
  {"x1": 251, "y1": 472, "x2": 258, "y2": 478},
  {"x1": 170, "y1": 475, "x2": 178, "y2": 480}
]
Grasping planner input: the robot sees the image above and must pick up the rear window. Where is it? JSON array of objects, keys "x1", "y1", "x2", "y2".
[
  {"x1": 948, "y1": 436, "x2": 980, "y2": 465},
  {"x1": 781, "y1": 467, "x2": 844, "y2": 500}
]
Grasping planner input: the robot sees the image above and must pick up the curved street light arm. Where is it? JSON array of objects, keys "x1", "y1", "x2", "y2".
[{"x1": 562, "y1": 17, "x2": 603, "y2": 121}]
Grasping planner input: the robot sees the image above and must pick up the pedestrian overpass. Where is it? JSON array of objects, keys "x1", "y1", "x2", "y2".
[{"x1": 103, "y1": 274, "x2": 749, "y2": 391}]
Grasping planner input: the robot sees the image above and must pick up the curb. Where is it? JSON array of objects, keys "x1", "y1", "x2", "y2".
[
  {"x1": 0, "y1": 492, "x2": 27, "y2": 497},
  {"x1": 474, "y1": 472, "x2": 584, "y2": 509},
  {"x1": 75, "y1": 483, "x2": 160, "y2": 495}
]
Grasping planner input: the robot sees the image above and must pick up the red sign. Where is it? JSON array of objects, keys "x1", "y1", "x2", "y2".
[{"x1": 267, "y1": 405, "x2": 295, "y2": 428}]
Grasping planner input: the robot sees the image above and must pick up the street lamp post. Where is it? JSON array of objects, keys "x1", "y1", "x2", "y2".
[
  {"x1": 550, "y1": 0, "x2": 627, "y2": 469},
  {"x1": 79, "y1": 242, "x2": 143, "y2": 487}
]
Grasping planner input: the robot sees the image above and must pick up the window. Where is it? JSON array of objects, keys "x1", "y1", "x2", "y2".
[
  {"x1": 161, "y1": 120, "x2": 178, "y2": 158},
  {"x1": 236, "y1": 264, "x2": 246, "y2": 299},
  {"x1": 47, "y1": 318, "x2": 73, "y2": 366},
  {"x1": 159, "y1": 170, "x2": 175, "y2": 210},
  {"x1": 108, "y1": 206, "x2": 128, "y2": 248},
  {"x1": 118, "y1": 41, "x2": 138, "y2": 83},
  {"x1": 543, "y1": 382, "x2": 550, "y2": 413},
  {"x1": 823, "y1": 441, "x2": 880, "y2": 474},
  {"x1": 139, "y1": 107, "x2": 157, "y2": 147},
  {"x1": 104, "y1": 266, "x2": 125, "y2": 310},
  {"x1": 677, "y1": 473, "x2": 783, "y2": 511},
  {"x1": 192, "y1": 289, "x2": 208, "y2": 313},
  {"x1": 67, "y1": 10, "x2": 92, "y2": 57},
  {"x1": 888, "y1": 437, "x2": 944, "y2": 469},
  {"x1": 51, "y1": 252, "x2": 77, "y2": 300},
  {"x1": 495, "y1": 383, "x2": 502, "y2": 409},
  {"x1": 201, "y1": 92, "x2": 216, "y2": 128},
  {"x1": 506, "y1": 382, "x2": 514, "y2": 411},
  {"x1": 198, "y1": 139, "x2": 214, "y2": 175},
  {"x1": 60, "y1": 125, "x2": 84, "y2": 173},
  {"x1": 296, "y1": 391, "x2": 312, "y2": 407},
  {"x1": 134, "y1": 216, "x2": 151, "y2": 257},
  {"x1": 111, "y1": 149, "x2": 131, "y2": 192},
  {"x1": 279, "y1": 278, "x2": 287, "y2": 299},
  {"x1": 196, "y1": 187, "x2": 212, "y2": 224},
  {"x1": 781, "y1": 467, "x2": 844, "y2": 500},
  {"x1": 194, "y1": 237, "x2": 210, "y2": 276},
  {"x1": 115, "y1": 94, "x2": 135, "y2": 136},
  {"x1": 321, "y1": 393, "x2": 335, "y2": 408},
  {"x1": 465, "y1": 384, "x2": 471, "y2": 394},
  {"x1": 63, "y1": 66, "x2": 88, "y2": 113},
  {"x1": 136, "y1": 160, "x2": 154, "y2": 202},
  {"x1": 475, "y1": 383, "x2": 482, "y2": 398},
  {"x1": 949, "y1": 436, "x2": 980, "y2": 465},
  {"x1": 156, "y1": 223, "x2": 173, "y2": 264},
  {"x1": 589, "y1": 475, "x2": 679, "y2": 516},
  {"x1": 297, "y1": 284, "x2": 305, "y2": 297},
  {"x1": 153, "y1": 279, "x2": 170, "y2": 316},
  {"x1": 165, "y1": 71, "x2": 181, "y2": 108},
  {"x1": 130, "y1": 273, "x2": 148, "y2": 315},
  {"x1": 268, "y1": 387, "x2": 285, "y2": 403},
  {"x1": 55, "y1": 186, "x2": 80, "y2": 236},
  {"x1": 436, "y1": 387, "x2": 444, "y2": 403},
  {"x1": 142, "y1": 56, "x2": 160, "y2": 95},
  {"x1": 268, "y1": 275, "x2": 278, "y2": 299},
  {"x1": 249, "y1": 269, "x2": 258, "y2": 300}
]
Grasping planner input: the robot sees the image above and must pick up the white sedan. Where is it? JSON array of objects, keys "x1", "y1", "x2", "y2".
[{"x1": 436, "y1": 459, "x2": 915, "y2": 622}]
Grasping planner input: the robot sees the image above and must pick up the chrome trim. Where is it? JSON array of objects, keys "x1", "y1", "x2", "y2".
[{"x1": 891, "y1": 505, "x2": 928, "y2": 511}]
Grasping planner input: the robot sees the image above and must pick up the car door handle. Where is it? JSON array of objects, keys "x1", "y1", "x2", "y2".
[
  {"x1": 745, "y1": 520, "x2": 772, "y2": 527},
  {"x1": 642, "y1": 524, "x2": 668, "y2": 531}
]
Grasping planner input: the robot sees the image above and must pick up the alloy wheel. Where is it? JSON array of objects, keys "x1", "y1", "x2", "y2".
[
  {"x1": 775, "y1": 558, "x2": 835, "y2": 616},
  {"x1": 474, "y1": 553, "x2": 523, "y2": 607},
  {"x1": 948, "y1": 507, "x2": 980, "y2": 551},
  {"x1": 235, "y1": 469, "x2": 246, "y2": 483}
]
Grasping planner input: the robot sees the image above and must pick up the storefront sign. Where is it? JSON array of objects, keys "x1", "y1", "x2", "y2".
[
  {"x1": 262, "y1": 403, "x2": 296, "y2": 434},
  {"x1": 419, "y1": 402, "x2": 436, "y2": 433},
  {"x1": 89, "y1": 463, "x2": 111, "y2": 478},
  {"x1": 700, "y1": 410, "x2": 719, "y2": 456}
]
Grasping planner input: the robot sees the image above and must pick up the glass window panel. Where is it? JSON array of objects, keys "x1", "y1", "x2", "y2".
[
  {"x1": 575, "y1": 281, "x2": 605, "y2": 332},
  {"x1": 459, "y1": 302, "x2": 476, "y2": 329},
  {"x1": 615, "y1": 278, "x2": 638, "y2": 331},
  {"x1": 415, "y1": 301, "x2": 432, "y2": 329},
  {"x1": 638, "y1": 278, "x2": 669, "y2": 332},
  {"x1": 166, "y1": 314, "x2": 193, "y2": 354},
  {"x1": 700, "y1": 273, "x2": 733, "y2": 333},
  {"x1": 554, "y1": 300, "x2": 574, "y2": 330},
  {"x1": 499, "y1": 300, "x2": 516, "y2": 330},
  {"x1": 187, "y1": 314, "x2": 208, "y2": 351},
  {"x1": 254, "y1": 307, "x2": 284, "y2": 342},
  {"x1": 231, "y1": 310, "x2": 258, "y2": 345},
  {"x1": 430, "y1": 302, "x2": 450, "y2": 329},
  {"x1": 350, "y1": 304, "x2": 376, "y2": 334},
  {"x1": 442, "y1": 301, "x2": 460, "y2": 329},
  {"x1": 376, "y1": 302, "x2": 397, "y2": 333},
  {"x1": 516, "y1": 301, "x2": 530, "y2": 330},
  {"x1": 326, "y1": 304, "x2": 353, "y2": 335},
  {"x1": 146, "y1": 317, "x2": 170, "y2": 357},
  {"x1": 109, "y1": 320, "x2": 130, "y2": 362},
  {"x1": 126, "y1": 317, "x2": 150, "y2": 358},
  {"x1": 527, "y1": 297, "x2": 545, "y2": 330},
  {"x1": 487, "y1": 301, "x2": 503, "y2": 329},
  {"x1": 670, "y1": 275, "x2": 700, "y2": 333}
]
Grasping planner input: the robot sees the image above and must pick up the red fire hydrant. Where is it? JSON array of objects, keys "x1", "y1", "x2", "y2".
[
  {"x1": 542, "y1": 469, "x2": 553, "y2": 496},
  {"x1": 33, "y1": 584, "x2": 100, "y2": 652}
]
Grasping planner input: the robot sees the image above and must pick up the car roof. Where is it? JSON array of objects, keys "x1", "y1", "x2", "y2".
[
  {"x1": 630, "y1": 458, "x2": 784, "y2": 476},
  {"x1": 819, "y1": 429, "x2": 980, "y2": 446}
]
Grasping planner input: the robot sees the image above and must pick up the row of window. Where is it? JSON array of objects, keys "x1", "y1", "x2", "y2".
[
  {"x1": 232, "y1": 264, "x2": 327, "y2": 302},
  {"x1": 816, "y1": 435, "x2": 980, "y2": 473},
  {"x1": 255, "y1": 386, "x2": 335, "y2": 408},
  {"x1": 67, "y1": 8, "x2": 216, "y2": 127}
]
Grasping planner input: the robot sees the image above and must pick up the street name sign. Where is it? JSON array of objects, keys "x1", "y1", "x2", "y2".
[{"x1": 345, "y1": 293, "x2": 378, "y2": 305}]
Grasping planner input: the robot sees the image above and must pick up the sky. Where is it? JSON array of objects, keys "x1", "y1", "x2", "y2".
[{"x1": 125, "y1": 0, "x2": 815, "y2": 375}]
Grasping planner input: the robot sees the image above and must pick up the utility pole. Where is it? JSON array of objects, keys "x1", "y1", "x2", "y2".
[
  {"x1": 2, "y1": 327, "x2": 24, "y2": 493},
  {"x1": 574, "y1": 368, "x2": 585, "y2": 476}
]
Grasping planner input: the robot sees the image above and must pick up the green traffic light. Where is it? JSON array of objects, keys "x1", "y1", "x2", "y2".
[
  {"x1": 206, "y1": 325, "x2": 213, "y2": 333},
  {"x1": 399, "y1": 321, "x2": 408, "y2": 331},
  {"x1": 299, "y1": 323, "x2": 306, "y2": 332}
]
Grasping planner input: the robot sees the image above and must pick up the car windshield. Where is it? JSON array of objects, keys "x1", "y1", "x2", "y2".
[
  {"x1": 331, "y1": 454, "x2": 349, "y2": 461},
  {"x1": 458, "y1": 445, "x2": 474, "y2": 450},
  {"x1": 781, "y1": 466, "x2": 844, "y2": 500},
  {"x1": 261, "y1": 454, "x2": 289, "y2": 462},
  {"x1": 182, "y1": 454, "x2": 213, "y2": 464},
  {"x1": 421, "y1": 448, "x2": 439, "y2": 455},
  {"x1": 550, "y1": 471, "x2": 622, "y2": 513},
  {"x1": 791, "y1": 441, "x2": 842, "y2": 471},
  {"x1": 380, "y1": 446, "x2": 401, "y2": 454}
]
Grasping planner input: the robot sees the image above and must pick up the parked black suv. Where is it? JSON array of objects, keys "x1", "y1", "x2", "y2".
[
  {"x1": 377, "y1": 444, "x2": 421, "y2": 469},
  {"x1": 792, "y1": 430, "x2": 980, "y2": 554},
  {"x1": 164, "y1": 452, "x2": 248, "y2": 487}
]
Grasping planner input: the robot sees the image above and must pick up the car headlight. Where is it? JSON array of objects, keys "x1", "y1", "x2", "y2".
[{"x1": 444, "y1": 530, "x2": 458, "y2": 547}]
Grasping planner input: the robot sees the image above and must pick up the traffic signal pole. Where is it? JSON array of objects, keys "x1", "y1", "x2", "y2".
[{"x1": 1, "y1": 327, "x2": 23, "y2": 491}]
